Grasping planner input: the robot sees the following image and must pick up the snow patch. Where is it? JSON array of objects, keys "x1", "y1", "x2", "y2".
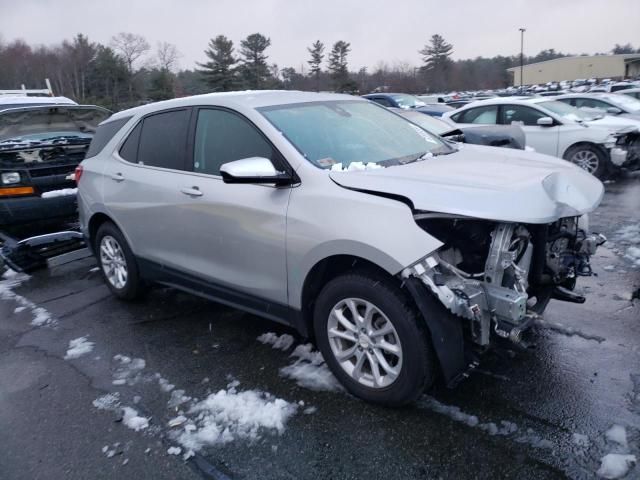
[
  {"x1": 0, "y1": 270, "x2": 55, "y2": 327},
  {"x1": 257, "y1": 333, "x2": 343, "y2": 392},
  {"x1": 121, "y1": 406, "x2": 149, "y2": 431},
  {"x1": 330, "y1": 161, "x2": 384, "y2": 171},
  {"x1": 112, "y1": 355, "x2": 146, "y2": 386},
  {"x1": 41, "y1": 188, "x2": 77, "y2": 198},
  {"x1": 280, "y1": 343, "x2": 343, "y2": 392},
  {"x1": 167, "y1": 446, "x2": 182, "y2": 455},
  {"x1": 605, "y1": 424, "x2": 628, "y2": 449},
  {"x1": 257, "y1": 332, "x2": 295, "y2": 351},
  {"x1": 64, "y1": 336, "x2": 95, "y2": 359},
  {"x1": 535, "y1": 318, "x2": 605, "y2": 343},
  {"x1": 93, "y1": 393, "x2": 120, "y2": 410},
  {"x1": 597, "y1": 454, "x2": 636, "y2": 479},
  {"x1": 175, "y1": 381, "x2": 297, "y2": 452}
]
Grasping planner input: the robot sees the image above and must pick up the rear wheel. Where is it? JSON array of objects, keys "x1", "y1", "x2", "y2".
[
  {"x1": 563, "y1": 144, "x2": 608, "y2": 179},
  {"x1": 95, "y1": 222, "x2": 145, "y2": 300},
  {"x1": 313, "y1": 271, "x2": 435, "y2": 406}
]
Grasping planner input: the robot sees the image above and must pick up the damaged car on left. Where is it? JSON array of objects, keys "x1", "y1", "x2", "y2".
[{"x1": 0, "y1": 103, "x2": 111, "y2": 271}]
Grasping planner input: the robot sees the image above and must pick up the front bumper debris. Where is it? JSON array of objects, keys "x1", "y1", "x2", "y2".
[{"x1": 0, "y1": 231, "x2": 85, "y2": 273}]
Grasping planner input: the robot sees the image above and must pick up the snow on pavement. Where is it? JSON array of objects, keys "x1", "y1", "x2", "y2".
[
  {"x1": 0, "y1": 269, "x2": 54, "y2": 327},
  {"x1": 112, "y1": 355, "x2": 146, "y2": 386},
  {"x1": 257, "y1": 332, "x2": 344, "y2": 392},
  {"x1": 597, "y1": 454, "x2": 637, "y2": 479},
  {"x1": 174, "y1": 379, "x2": 298, "y2": 454},
  {"x1": 64, "y1": 336, "x2": 95, "y2": 359},
  {"x1": 121, "y1": 407, "x2": 149, "y2": 432}
]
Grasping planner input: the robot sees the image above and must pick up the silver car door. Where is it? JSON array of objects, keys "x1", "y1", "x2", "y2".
[{"x1": 168, "y1": 107, "x2": 291, "y2": 305}]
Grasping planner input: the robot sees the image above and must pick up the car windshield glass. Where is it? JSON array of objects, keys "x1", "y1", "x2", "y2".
[
  {"x1": 390, "y1": 94, "x2": 425, "y2": 108},
  {"x1": 260, "y1": 100, "x2": 453, "y2": 169},
  {"x1": 538, "y1": 100, "x2": 594, "y2": 122},
  {"x1": 604, "y1": 94, "x2": 640, "y2": 112}
]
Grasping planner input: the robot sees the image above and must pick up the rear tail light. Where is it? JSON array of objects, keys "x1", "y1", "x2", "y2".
[
  {"x1": 74, "y1": 165, "x2": 84, "y2": 185},
  {"x1": 0, "y1": 186, "x2": 35, "y2": 197}
]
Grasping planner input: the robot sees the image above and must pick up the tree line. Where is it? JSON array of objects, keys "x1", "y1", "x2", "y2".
[{"x1": 1, "y1": 32, "x2": 637, "y2": 112}]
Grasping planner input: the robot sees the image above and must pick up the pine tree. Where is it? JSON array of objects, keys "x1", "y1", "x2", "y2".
[
  {"x1": 197, "y1": 35, "x2": 239, "y2": 92},
  {"x1": 419, "y1": 34, "x2": 453, "y2": 92},
  {"x1": 328, "y1": 41, "x2": 351, "y2": 91},
  {"x1": 307, "y1": 40, "x2": 324, "y2": 91},
  {"x1": 238, "y1": 33, "x2": 272, "y2": 89}
]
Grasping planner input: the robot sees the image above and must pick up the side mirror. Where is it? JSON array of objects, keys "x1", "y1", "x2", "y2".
[
  {"x1": 537, "y1": 116, "x2": 555, "y2": 126},
  {"x1": 606, "y1": 107, "x2": 622, "y2": 115},
  {"x1": 220, "y1": 157, "x2": 293, "y2": 186}
]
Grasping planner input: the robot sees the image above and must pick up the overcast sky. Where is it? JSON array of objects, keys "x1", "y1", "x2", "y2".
[{"x1": 1, "y1": 0, "x2": 639, "y2": 72}]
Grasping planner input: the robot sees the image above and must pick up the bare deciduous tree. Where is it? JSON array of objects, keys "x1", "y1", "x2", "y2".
[
  {"x1": 156, "y1": 41, "x2": 180, "y2": 71},
  {"x1": 110, "y1": 32, "x2": 150, "y2": 101}
]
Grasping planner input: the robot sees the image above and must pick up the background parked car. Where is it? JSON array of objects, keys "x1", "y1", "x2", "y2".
[
  {"x1": 363, "y1": 93, "x2": 455, "y2": 117},
  {"x1": 620, "y1": 87, "x2": 640, "y2": 100},
  {"x1": 390, "y1": 107, "x2": 526, "y2": 150},
  {"x1": 555, "y1": 92, "x2": 640, "y2": 120},
  {"x1": 443, "y1": 97, "x2": 631, "y2": 178}
]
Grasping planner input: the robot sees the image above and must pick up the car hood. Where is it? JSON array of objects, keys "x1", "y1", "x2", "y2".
[
  {"x1": 586, "y1": 114, "x2": 640, "y2": 132},
  {"x1": 329, "y1": 144, "x2": 604, "y2": 224}
]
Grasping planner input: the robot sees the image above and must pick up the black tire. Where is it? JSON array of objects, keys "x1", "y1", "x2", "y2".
[
  {"x1": 313, "y1": 270, "x2": 435, "y2": 406},
  {"x1": 94, "y1": 222, "x2": 145, "y2": 300},
  {"x1": 563, "y1": 144, "x2": 609, "y2": 179}
]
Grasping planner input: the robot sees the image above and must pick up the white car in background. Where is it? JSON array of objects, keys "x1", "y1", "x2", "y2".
[
  {"x1": 443, "y1": 97, "x2": 632, "y2": 178},
  {"x1": 554, "y1": 92, "x2": 640, "y2": 120}
]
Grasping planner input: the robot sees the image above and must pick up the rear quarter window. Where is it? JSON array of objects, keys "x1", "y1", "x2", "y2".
[
  {"x1": 85, "y1": 116, "x2": 132, "y2": 158},
  {"x1": 136, "y1": 109, "x2": 191, "y2": 170}
]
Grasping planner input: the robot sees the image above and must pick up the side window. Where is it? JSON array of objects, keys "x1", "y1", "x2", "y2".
[
  {"x1": 137, "y1": 109, "x2": 190, "y2": 170},
  {"x1": 193, "y1": 109, "x2": 275, "y2": 176},
  {"x1": 85, "y1": 116, "x2": 131, "y2": 158},
  {"x1": 574, "y1": 98, "x2": 609, "y2": 111},
  {"x1": 501, "y1": 105, "x2": 546, "y2": 126},
  {"x1": 119, "y1": 122, "x2": 141, "y2": 162},
  {"x1": 459, "y1": 106, "x2": 498, "y2": 124}
]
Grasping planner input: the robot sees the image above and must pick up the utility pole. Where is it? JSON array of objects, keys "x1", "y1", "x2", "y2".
[{"x1": 519, "y1": 28, "x2": 526, "y2": 89}]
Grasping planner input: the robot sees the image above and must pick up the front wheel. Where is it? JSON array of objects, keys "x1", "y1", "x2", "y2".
[
  {"x1": 563, "y1": 144, "x2": 608, "y2": 179},
  {"x1": 313, "y1": 271, "x2": 436, "y2": 406}
]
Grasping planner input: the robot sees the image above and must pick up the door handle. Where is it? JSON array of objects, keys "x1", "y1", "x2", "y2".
[
  {"x1": 180, "y1": 187, "x2": 203, "y2": 197},
  {"x1": 110, "y1": 173, "x2": 124, "y2": 182}
]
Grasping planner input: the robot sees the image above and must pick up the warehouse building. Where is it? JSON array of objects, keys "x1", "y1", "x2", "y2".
[{"x1": 508, "y1": 54, "x2": 640, "y2": 85}]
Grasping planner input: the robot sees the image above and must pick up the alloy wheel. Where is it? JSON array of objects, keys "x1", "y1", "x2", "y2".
[
  {"x1": 100, "y1": 235, "x2": 128, "y2": 289},
  {"x1": 570, "y1": 149, "x2": 599, "y2": 174},
  {"x1": 327, "y1": 298, "x2": 403, "y2": 389}
]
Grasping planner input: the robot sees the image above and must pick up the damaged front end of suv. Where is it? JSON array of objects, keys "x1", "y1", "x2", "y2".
[{"x1": 404, "y1": 215, "x2": 605, "y2": 359}]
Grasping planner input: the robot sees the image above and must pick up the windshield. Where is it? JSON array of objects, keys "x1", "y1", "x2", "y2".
[
  {"x1": 538, "y1": 100, "x2": 595, "y2": 122},
  {"x1": 604, "y1": 94, "x2": 640, "y2": 112},
  {"x1": 390, "y1": 94, "x2": 425, "y2": 109},
  {"x1": 0, "y1": 107, "x2": 110, "y2": 144},
  {"x1": 260, "y1": 100, "x2": 453, "y2": 169}
]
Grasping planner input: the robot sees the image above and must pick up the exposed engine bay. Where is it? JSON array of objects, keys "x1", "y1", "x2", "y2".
[{"x1": 404, "y1": 213, "x2": 606, "y2": 347}]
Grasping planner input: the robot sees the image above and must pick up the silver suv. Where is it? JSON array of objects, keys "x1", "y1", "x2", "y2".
[{"x1": 78, "y1": 91, "x2": 605, "y2": 406}]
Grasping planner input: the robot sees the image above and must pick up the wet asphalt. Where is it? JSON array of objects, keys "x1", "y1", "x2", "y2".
[{"x1": 0, "y1": 176, "x2": 639, "y2": 480}]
